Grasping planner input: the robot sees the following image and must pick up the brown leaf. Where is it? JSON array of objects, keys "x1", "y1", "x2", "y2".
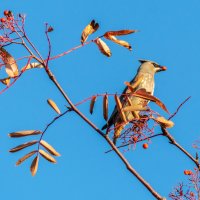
[
  {"x1": 16, "y1": 151, "x2": 37, "y2": 166},
  {"x1": 81, "y1": 20, "x2": 99, "y2": 44},
  {"x1": 126, "y1": 96, "x2": 140, "y2": 118},
  {"x1": 47, "y1": 99, "x2": 61, "y2": 114},
  {"x1": 8, "y1": 130, "x2": 42, "y2": 138},
  {"x1": 0, "y1": 47, "x2": 18, "y2": 77},
  {"x1": 132, "y1": 89, "x2": 169, "y2": 114},
  {"x1": 114, "y1": 94, "x2": 127, "y2": 123},
  {"x1": 90, "y1": 96, "x2": 97, "y2": 114},
  {"x1": 104, "y1": 30, "x2": 138, "y2": 37},
  {"x1": 22, "y1": 62, "x2": 43, "y2": 71},
  {"x1": 124, "y1": 75, "x2": 144, "y2": 92},
  {"x1": 0, "y1": 77, "x2": 10, "y2": 86},
  {"x1": 103, "y1": 94, "x2": 108, "y2": 120},
  {"x1": 39, "y1": 149, "x2": 56, "y2": 163},
  {"x1": 40, "y1": 140, "x2": 60, "y2": 156},
  {"x1": 94, "y1": 38, "x2": 111, "y2": 57},
  {"x1": 124, "y1": 82, "x2": 135, "y2": 93},
  {"x1": 123, "y1": 105, "x2": 147, "y2": 112},
  {"x1": 153, "y1": 116, "x2": 174, "y2": 128},
  {"x1": 9, "y1": 140, "x2": 38, "y2": 153},
  {"x1": 104, "y1": 35, "x2": 132, "y2": 50},
  {"x1": 30, "y1": 156, "x2": 39, "y2": 176}
]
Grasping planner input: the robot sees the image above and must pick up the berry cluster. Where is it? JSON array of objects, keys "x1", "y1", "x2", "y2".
[{"x1": 0, "y1": 10, "x2": 13, "y2": 23}]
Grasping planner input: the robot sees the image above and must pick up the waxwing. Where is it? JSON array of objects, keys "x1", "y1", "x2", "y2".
[{"x1": 102, "y1": 59, "x2": 167, "y2": 144}]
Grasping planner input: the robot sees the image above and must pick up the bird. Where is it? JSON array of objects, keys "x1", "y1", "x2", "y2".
[{"x1": 102, "y1": 59, "x2": 167, "y2": 144}]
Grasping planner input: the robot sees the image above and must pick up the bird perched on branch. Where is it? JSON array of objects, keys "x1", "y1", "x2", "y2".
[{"x1": 102, "y1": 59, "x2": 167, "y2": 144}]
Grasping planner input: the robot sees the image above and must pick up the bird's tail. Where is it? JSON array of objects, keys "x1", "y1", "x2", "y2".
[
  {"x1": 112, "y1": 124, "x2": 124, "y2": 145},
  {"x1": 113, "y1": 137, "x2": 117, "y2": 145}
]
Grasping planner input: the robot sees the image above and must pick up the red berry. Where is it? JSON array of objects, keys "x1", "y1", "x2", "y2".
[
  {"x1": 190, "y1": 192, "x2": 194, "y2": 197},
  {"x1": 0, "y1": 18, "x2": 6, "y2": 23},
  {"x1": 184, "y1": 170, "x2": 189, "y2": 175},
  {"x1": 7, "y1": 17, "x2": 13, "y2": 21},
  {"x1": 188, "y1": 170, "x2": 193, "y2": 175},
  {"x1": 4, "y1": 10, "x2": 9, "y2": 16},
  {"x1": 132, "y1": 136, "x2": 138, "y2": 142},
  {"x1": 143, "y1": 143, "x2": 148, "y2": 149}
]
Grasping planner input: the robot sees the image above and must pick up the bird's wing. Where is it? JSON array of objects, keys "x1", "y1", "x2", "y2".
[
  {"x1": 102, "y1": 73, "x2": 145, "y2": 130},
  {"x1": 105, "y1": 74, "x2": 144, "y2": 128},
  {"x1": 120, "y1": 73, "x2": 144, "y2": 100}
]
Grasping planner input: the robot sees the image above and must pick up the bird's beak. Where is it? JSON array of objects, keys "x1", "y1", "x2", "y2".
[{"x1": 157, "y1": 65, "x2": 167, "y2": 72}]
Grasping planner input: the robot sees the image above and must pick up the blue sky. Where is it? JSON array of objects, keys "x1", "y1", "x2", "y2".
[{"x1": 1, "y1": 0, "x2": 200, "y2": 199}]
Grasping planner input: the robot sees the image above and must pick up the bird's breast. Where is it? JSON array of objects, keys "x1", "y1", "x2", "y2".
[{"x1": 138, "y1": 73, "x2": 154, "y2": 94}]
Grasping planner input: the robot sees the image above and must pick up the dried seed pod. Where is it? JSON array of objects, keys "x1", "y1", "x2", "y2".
[
  {"x1": 104, "y1": 35, "x2": 132, "y2": 50},
  {"x1": 30, "y1": 156, "x2": 39, "y2": 176},
  {"x1": 104, "y1": 30, "x2": 138, "y2": 37},
  {"x1": 103, "y1": 94, "x2": 108, "y2": 121},
  {"x1": 123, "y1": 105, "x2": 147, "y2": 112},
  {"x1": 153, "y1": 116, "x2": 174, "y2": 128},
  {"x1": 0, "y1": 77, "x2": 10, "y2": 86},
  {"x1": 94, "y1": 38, "x2": 111, "y2": 57},
  {"x1": 47, "y1": 99, "x2": 61, "y2": 114},
  {"x1": 81, "y1": 20, "x2": 99, "y2": 44},
  {"x1": 39, "y1": 149, "x2": 56, "y2": 163},
  {"x1": 16, "y1": 151, "x2": 37, "y2": 166},
  {"x1": 90, "y1": 96, "x2": 97, "y2": 114},
  {"x1": 0, "y1": 47, "x2": 18, "y2": 77},
  {"x1": 133, "y1": 89, "x2": 169, "y2": 114},
  {"x1": 22, "y1": 62, "x2": 43, "y2": 71},
  {"x1": 9, "y1": 140, "x2": 38, "y2": 153},
  {"x1": 40, "y1": 140, "x2": 60, "y2": 156},
  {"x1": 8, "y1": 130, "x2": 42, "y2": 138},
  {"x1": 114, "y1": 94, "x2": 127, "y2": 123}
]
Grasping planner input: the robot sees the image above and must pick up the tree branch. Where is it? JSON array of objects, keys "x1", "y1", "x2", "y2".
[{"x1": 44, "y1": 66, "x2": 166, "y2": 200}]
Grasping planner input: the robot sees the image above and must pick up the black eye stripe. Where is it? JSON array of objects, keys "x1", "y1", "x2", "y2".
[{"x1": 152, "y1": 63, "x2": 159, "y2": 68}]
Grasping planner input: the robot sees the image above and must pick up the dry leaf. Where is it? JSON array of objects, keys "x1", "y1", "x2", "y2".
[
  {"x1": 104, "y1": 35, "x2": 132, "y2": 50},
  {"x1": 39, "y1": 149, "x2": 56, "y2": 163},
  {"x1": 8, "y1": 130, "x2": 42, "y2": 138},
  {"x1": 9, "y1": 140, "x2": 38, "y2": 153},
  {"x1": 0, "y1": 47, "x2": 18, "y2": 77},
  {"x1": 114, "y1": 94, "x2": 127, "y2": 123},
  {"x1": 81, "y1": 20, "x2": 99, "y2": 44},
  {"x1": 124, "y1": 75, "x2": 144, "y2": 92},
  {"x1": 153, "y1": 116, "x2": 174, "y2": 128},
  {"x1": 95, "y1": 38, "x2": 111, "y2": 57},
  {"x1": 0, "y1": 77, "x2": 10, "y2": 86},
  {"x1": 22, "y1": 62, "x2": 43, "y2": 71},
  {"x1": 104, "y1": 30, "x2": 138, "y2": 37},
  {"x1": 126, "y1": 96, "x2": 140, "y2": 118},
  {"x1": 132, "y1": 89, "x2": 169, "y2": 114},
  {"x1": 113, "y1": 123, "x2": 124, "y2": 144},
  {"x1": 124, "y1": 82, "x2": 136, "y2": 93},
  {"x1": 47, "y1": 99, "x2": 61, "y2": 114},
  {"x1": 40, "y1": 140, "x2": 60, "y2": 156},
  {"x1": 30, "y1": 156, "x2": 39, "y2": 176},
  {"x1": 90, "y1": 96, "x2": 97, "y2": 114},
  {"x1": 16, "y1": 151, "x2": 37, "y2": 166},
  {"x1": 123, "y1": 105, "x2": 147, "y2": 112},
  {"x1": 103, "y1": 94, "x2": 108, "y2": 120}
]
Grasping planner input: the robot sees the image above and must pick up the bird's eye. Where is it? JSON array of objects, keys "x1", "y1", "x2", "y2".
[{"x1": 153, "y1": 63, "x2": 159, "y2": 68}]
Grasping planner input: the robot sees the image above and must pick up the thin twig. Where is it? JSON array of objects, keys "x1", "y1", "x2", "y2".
[
  {"x1": 37, "y1": 109, "x2": 71, "y2": 151},
  {"x1": 168, "y1": 96, "x2": 191, "y2": 120},
  {"x1": 161, "y1": 127, "x2": 200, "y2": 170},
  {"x1": 105, "y1": 133, "x2": 164, "y2": 153}
]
